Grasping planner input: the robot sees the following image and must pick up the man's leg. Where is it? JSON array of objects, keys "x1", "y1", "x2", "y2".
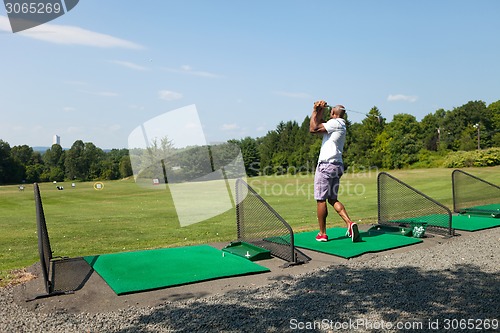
[
  {"x1": 328, "y1": 199, "x2": 353, "y2": 227},
  {"x1": 328, "y1": 199, "x2": 361, "y2": 242},
  {"x1": 314, "y1": 164, "x2": 329, "y2": 241},
  {"x1": 327, "y1": 167, "x2": 347, "y2": 226},
  {"x1": 317, "y1": 200, "x2": 328, "y2": 235}
]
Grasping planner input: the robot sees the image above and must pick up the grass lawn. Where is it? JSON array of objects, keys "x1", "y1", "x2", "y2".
[{"x1": 1, "y1": 166, "x2": 499, "y2": 286}]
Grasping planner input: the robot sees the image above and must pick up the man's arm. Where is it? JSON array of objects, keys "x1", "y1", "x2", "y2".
[{"x1": 309, "y1": 101, "x2": 327, "y2": 134}]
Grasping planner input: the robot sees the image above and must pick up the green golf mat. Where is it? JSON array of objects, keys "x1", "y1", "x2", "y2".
[
  {"x1": 83, "y1": 244, "x2": 270, "y2": 295},
  {"x1": 391, "y1": 214, "x2": 500, "y2": 232},
  {"x1": 459, "y1": 204, "x2": 500, "y2": 217},
  {"x1": 294, "y1": 228, "x2": 422, "y2": 259},
  {"x1": 452, "y1": 214, "x2": 500, "y2": 231}
]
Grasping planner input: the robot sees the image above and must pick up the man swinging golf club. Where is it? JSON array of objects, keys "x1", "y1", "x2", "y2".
[{"x1": 309, "y1": 100, "x2": 361, "y2": 242}]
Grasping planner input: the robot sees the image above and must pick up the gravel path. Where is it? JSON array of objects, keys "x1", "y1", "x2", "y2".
[{"x1": 1, "y1": 228, "x2": 499, "y2": 333}]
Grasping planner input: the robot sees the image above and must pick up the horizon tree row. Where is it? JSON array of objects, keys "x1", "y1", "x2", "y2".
[
  {"x1": 235, "y1": 99, "x2": 500, "y2": 174},
  {"x1": 0, "y1": 140, "x2": 132, "y2": 184},
  {"x1": 0, "y1": 99, "x2": 499, "y2": 184}
]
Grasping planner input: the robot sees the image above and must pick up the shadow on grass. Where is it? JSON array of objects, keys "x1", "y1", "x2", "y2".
[{"x1": 115, "y1": 263, "x2": 499, "y2": 332}]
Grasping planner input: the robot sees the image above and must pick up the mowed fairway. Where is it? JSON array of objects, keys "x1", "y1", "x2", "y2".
[{"x1": 1, "y1": 166, "x2": 499, "y2": 286}]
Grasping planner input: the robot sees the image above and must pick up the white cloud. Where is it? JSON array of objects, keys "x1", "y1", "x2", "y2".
[
  {"x1": 158, "y1": 90, "x2": 183, "y2": 101},
  {"x1": 221, "y1": 123, "x2": 239, "y2": 131},
  {"x1": 387, "y1": 94, "x2": 418, "y2": 103},
  {"x1": 162, "y1": 65, "x2": 221, "y2": 78},
  {"x1": 62, "y1": 106, "x2": 76, "y2": 112},
  {"x1": 109, "y1": 60, "x2": 149, "y2": 71},
  {"x1": 0, "y1": 15, "x2": 143, "y2": 49},
  {"x1": 273, "y1": 91, "x2": 311, "y2": 99}
]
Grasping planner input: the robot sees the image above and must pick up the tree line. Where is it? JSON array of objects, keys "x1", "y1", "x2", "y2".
[
  {"x1": 129, "y1": 138, "x2": 243, "y2": 184},
  {"x1": 0, "y1": 99, "x2": 499, "y2": 185},
  {"x1": 238, "y1": 99, "x2": 499, "y2": 174},
  {"x1": 0, "y1": 140, "x2": 132, "y2": 184}
]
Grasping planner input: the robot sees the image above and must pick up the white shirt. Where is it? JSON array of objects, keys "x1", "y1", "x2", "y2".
[{"x1": 317, "y1": 118, "x2": 346, "y2": 164}]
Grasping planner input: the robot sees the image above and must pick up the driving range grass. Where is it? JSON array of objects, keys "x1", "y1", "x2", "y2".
[{"x1": 1, "y1": 166, "x2": 499, "y2": 286}]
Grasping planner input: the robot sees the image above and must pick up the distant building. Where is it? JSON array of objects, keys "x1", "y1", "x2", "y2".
[{"x1": 53, "y1": 135, "x2": 60, "y2": 146}]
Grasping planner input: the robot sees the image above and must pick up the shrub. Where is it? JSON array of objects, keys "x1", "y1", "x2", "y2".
[
  {"x1": 410, "y1": 149, "x2": 449, "y2": 169},
  {"x1": 442, "y1": 148, "x2": 500, "y2": 168}
]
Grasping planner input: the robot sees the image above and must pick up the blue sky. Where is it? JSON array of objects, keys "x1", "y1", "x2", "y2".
[{"x1": 1, "y1": 0, "x2": 499, "y2": 149}]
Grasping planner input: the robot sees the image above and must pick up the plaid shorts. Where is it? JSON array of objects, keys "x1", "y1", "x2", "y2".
[{"x1": 314, "y1": 162, "x2": 344, "y2": 201}]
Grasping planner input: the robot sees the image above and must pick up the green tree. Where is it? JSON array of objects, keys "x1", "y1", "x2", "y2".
[
  {"x1": 100, "y1": 148, "x2": 131, "y2": 180},
  {"x1": 373, "y1": 131, "x2": 392, "y2": 168},
  {"x1": 174, "y1": 145, "x2": 213, "y2": 181},
  {"x1": 119, "y1": 155, "x2": 133, "y2": 179},
  {"x1": 459, "y1": 126, "x2": 478, "y2": 151},
  {"x1": 41, "y1": 144, "x2": 65, "y2": 182},
  {"x1": 292, "y1": 116, "x2": 320, "y2": 173},
  {"x1": 420, "y1": 109, "x2": 446, "y2": 151},
  {"x1": 25, "y1": 163, "x2": 44, "y2": 183},
  {"x1": 9, "y1": 145, "x2": 35, "y2": 182},
  {"x1": 487, "y1": 100, "x2": 500, "y2": 147},
  {"x1": 130, "y1": 137, "x2": 177, "y2": 182},
  {"x1": 0, "y1": 140, "x2": 15, "y2": 184},
  {"x1": 24, "y1": 151, "x2": 44, "y2": 183},
  {"x1": 11, "y1": 145, "x2": 33, "y2": 166},
  {"x1": 100, "y1": 159, "x2": 119, "y2": 180},
  {"x1": 258, "y1": 130, "x2": 279, "y2": 175},
  {"x1": 65, "y1": 140, "x2": 86, "y2": 181},
  {"x1": 441, "y1": 100, "x2": 490, "y2": 150},
  {"x1": 232, "y1": 137, "x2": 259, "y2": 177},
  {"x1": 43, "y1": 144, "x2": 64, "y2": 168},
  {"x1": 83, "y1": 142, "x2": 105, "y2": 180},
  {"x1": 346, "y1": 107, "x2": 385, "y2": 167},
  {"x1": 374, "y1": 114, "x2": 422, "y2": 169}
]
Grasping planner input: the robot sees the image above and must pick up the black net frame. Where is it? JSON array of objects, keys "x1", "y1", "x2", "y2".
[
  {"x1": 31, "y1": 183, "x2": 84, "y2": 300},
  {"x1": 235, "y1": 179, "x2": 308, "y2": 266},
  {"x1": 34, "y1": 182, "x2": 53, "y2": 294},
  {"x1": 452, "y1": 169, "x2": 500, "y2": 216},
  {"x1": 377, "y1": 172, "x2": 454, "y2": 236}
]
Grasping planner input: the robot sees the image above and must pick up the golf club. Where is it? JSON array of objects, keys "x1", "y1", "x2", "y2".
[{"x1": 344, "y1": 108, "x2": 382, "y2": 122}]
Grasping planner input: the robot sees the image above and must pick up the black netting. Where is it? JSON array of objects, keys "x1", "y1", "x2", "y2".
[
  {"x1": 235, "y1": 179, "x2": 308, "y2": 265},
  {"x1": 51, "y1": 258, "x2": 93, "y2": 293},
  {"x1": 377, "y1": 172, "x2": 453, "y2": 236},
  {"x1": 33, "y1": 183, "x2": 84, "y2": 298},
  {"x1": 452, "y1": 170, "x2": 500, "y2": 216},
  {"x1": 34, "y1": 183, "x2": 52, "y2": 294}
]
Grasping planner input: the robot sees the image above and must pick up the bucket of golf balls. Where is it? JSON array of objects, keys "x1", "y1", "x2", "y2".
[{"x1": 410, "y1": 222, "x2": 427, "y2": 238}]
